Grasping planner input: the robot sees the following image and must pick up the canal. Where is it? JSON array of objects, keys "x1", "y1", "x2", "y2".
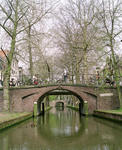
[{"x1": 0, "y1": 107, "x2": 122, "y2": 150}]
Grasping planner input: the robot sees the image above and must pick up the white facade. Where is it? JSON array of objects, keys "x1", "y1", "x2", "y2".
[
  {"x1": 10, "y1": 57, "x2": 23, "y2": 86},
  {"x1": 10, "y1": 58, "x2": 19, "y2": 83},
  {"x1": 0, "y1": 50, "x2": 22, "y2": 86}
]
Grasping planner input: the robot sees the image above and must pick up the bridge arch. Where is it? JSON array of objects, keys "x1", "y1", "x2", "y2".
[
  {"x1": 35, "y1": 87, "x2": 94, "y2": 115},
  {"x1": 55, "y1": 101, "x2": 64, "y2": 107},
  {"x1": 8, "y1": 84, "x2": 118, "y2": 114}
]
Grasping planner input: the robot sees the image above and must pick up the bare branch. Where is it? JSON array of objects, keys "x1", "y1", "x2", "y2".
[
  {"x1": 0, "y1": 4, "x2": 14, "y2": 23},
  {"x1": 0, "y1": 24, "x2": 12, "y2": 37},
  {"x1": 16, "y1": 0, "x2": 60, "y2": 35},
  {"x1": 17, "y1": 7, "x2": 29, "y2": 24},
  {"x1": 0, "y1": 46, "x2": 10, "y2": 64}
]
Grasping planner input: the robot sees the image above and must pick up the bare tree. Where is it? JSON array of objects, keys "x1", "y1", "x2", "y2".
[
  {"x1": 0, "y1": 0, "x2": 60, "y2": 111},
  {"x1": 52, "y1": 0, "x2": 102, "y2": 84},
  {"x1": 96, "y1": 0, "x2": 122, "y2": 109}
]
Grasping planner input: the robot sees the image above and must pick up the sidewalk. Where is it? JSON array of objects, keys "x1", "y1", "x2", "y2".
[{"x1": 0, "y1": 112, "x2": 33, "y2": 130}]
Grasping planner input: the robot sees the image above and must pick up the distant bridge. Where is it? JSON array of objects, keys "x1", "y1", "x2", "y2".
[
  {"x1": 49, "y1": 100, "x2": 68, "y2": 107},
  {"x1": 0, "y1": 84, "x2": 120, "y2": 115}
]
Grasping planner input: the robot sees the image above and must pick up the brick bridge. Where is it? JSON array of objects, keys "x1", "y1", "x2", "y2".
[
  {"x1": 49, "y1": 100, "x2": 68, "y2": 107},
  {"x1": 0, "y1": 84, "x2": 120, "y2": 115}
]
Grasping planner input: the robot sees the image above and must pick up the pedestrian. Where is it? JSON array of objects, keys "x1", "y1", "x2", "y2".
[
  {"x1": 34, "y1": 79, "x2": 38, "y2": 85},
  {"x1": 63, "y1": 67, "x2": 67, "y2": 83}
]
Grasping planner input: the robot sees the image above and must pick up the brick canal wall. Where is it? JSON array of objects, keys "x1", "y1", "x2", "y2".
[
  {"x1": 94, "y1": 110, "x2": 122, "y2": 122},
  {"x1": 0, "y1": 112, "x2": 33, "y2": 130}
]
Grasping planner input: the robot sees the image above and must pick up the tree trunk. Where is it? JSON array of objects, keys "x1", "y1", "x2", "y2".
[
  {"x1": 3, "y1": 3, "x2": 18, "y2": 111},
  {"x1": 3, "y1": 72, "x2": 10, "y2": 111},
  {"x1": 83, "y1": 22, "x2": 88, "y2": 84},
  {"x1": 83, "y1": 51, "x2": 88, "y2": 84},
  {"x1": 76, "y1": 53, "x2": 80, "y2": 84},
  {"x1": 28, "y1": 25, "x2": 33, "y2": 80},
  {"x1": 111, "y1": 43, "x2": 122, "y2": 109},
  {"x1": 3, "y1": 37, "x2": 16, "y2": 111}
]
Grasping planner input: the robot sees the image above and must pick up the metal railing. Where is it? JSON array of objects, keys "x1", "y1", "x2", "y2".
[{"x1": 0, "y1": 73, "x2": 119, "y2": 87}]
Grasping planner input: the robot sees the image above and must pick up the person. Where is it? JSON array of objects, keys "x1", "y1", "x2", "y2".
[
  {"x1": 34, "y1": 79, "x2": 38, "y2": 85},
  {"x1": 63, "y1": 67, "x2": 67, "y2": 83}
]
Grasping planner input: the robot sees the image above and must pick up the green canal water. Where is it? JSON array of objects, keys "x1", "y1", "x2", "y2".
[{"x1": 0, "y1": 107, "x2": 122, "y2": 150}]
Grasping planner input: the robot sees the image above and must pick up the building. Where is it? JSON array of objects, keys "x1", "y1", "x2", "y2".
[
  {"x1": 0, "y1": 50, "x2": 8, "y2": 86},
  {"x1": 0, "y1": 50, "x2": 23, "y2": 86},
  {"x1": 9, "y1": 56, "x2": 19, "y2": 86},
  {"x1": 18, "y1": 67, "x2": 23, "y2": 86}
]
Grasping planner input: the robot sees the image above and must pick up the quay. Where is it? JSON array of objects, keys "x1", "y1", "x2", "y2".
[
  {"x1": 0, "y1": 112, "x2": 33, "y2": 130},
  {"x1": 1, "y1": 108, "x2": 122, "y2": 130},
  {"x1": 0, "y1": 106, "x2": 52, "y2": 130},
  {"x1": 94, "y1": 110, "x2": 122, "y2": 122}
]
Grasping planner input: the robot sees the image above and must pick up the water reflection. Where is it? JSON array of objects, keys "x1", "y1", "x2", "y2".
[
  {"x1": 37, "y1": 107, "x2": 84, "y2": 137},
  {"x1": 0, "y1": 107, "x2": 122, "y2": 150}
]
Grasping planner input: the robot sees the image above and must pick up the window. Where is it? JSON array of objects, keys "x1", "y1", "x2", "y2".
[
  {"x1": 0, "y1": 60, "x2": 2, "y2": 70},
  {"x1": 12, "y1": 69, "x2": 14, "y2": 74}
]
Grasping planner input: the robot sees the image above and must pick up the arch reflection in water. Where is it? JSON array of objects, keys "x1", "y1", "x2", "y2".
[{"x1": 37, "y1": 107, "x2": 85, "y2": 137}]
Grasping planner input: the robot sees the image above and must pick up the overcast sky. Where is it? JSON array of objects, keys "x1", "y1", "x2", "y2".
[{"x1": 1, "y1": 0, "x2": 122, "y2": 70}]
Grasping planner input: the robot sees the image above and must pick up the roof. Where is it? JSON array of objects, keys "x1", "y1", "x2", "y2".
[
  {"x1": 0, "y1": 50, "x2": 19, "y2": 65},
  {"x1": 0, "y1": 50, "x2": 9, "y2": 59}
]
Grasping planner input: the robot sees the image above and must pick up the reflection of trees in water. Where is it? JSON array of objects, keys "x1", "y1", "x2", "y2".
[
  {"x1": 0, "y1": 108, "x2": 122, "y2": 150},
  {"x1": 37, "y1": 107, "x2": 84, "y2": 137},
  {"x1": 36, "y1": 108, "x2": 122, "y2": 148},
  {"x1": 55, "y1": 106, "x2": 64, "y2": 111}
]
